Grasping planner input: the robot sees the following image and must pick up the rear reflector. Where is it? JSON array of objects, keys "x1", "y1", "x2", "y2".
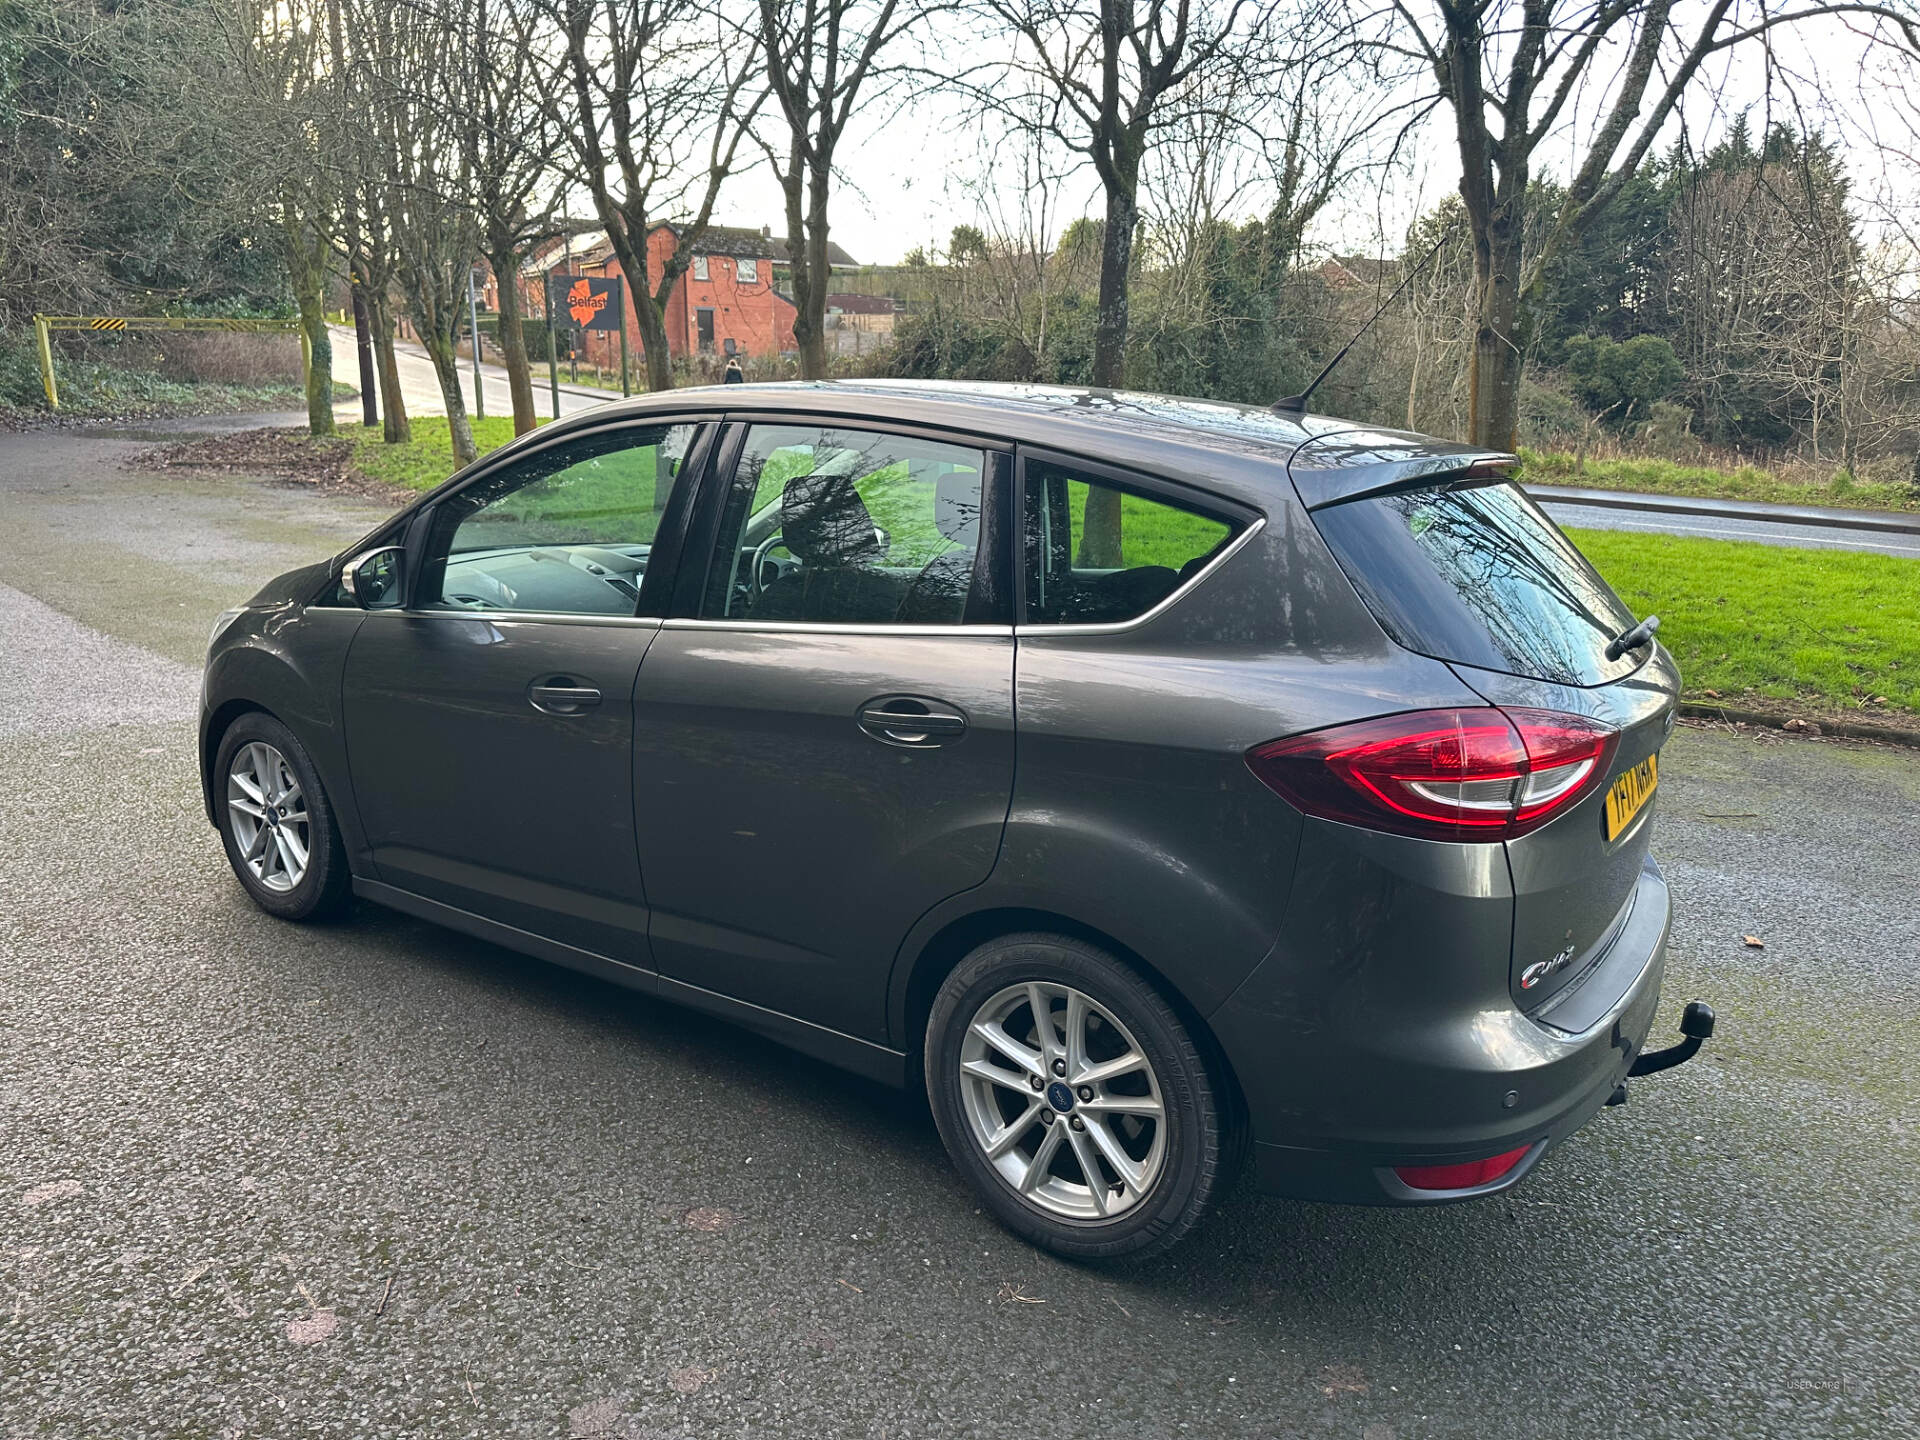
[
  {"x1": 1393, "y1": 1146, "x2": 1530, "y2": 1191},
  {"x1": 1247, "y1": 707, "x2": 1619, "y2": 842}
]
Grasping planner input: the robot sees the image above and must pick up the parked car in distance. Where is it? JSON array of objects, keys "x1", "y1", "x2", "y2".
[{"x1": 202, "y1": 380, "x2": 1703, "y2": 1258}]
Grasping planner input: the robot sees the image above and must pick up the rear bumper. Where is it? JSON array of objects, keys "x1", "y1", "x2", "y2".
[{"x1": 1213, "y1": 850, "x2": 1671, "y2": 1206}]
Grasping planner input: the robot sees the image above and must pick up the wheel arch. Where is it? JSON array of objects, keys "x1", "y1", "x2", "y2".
[
  {"x1": 200, "y1": 698, "x2": 271, "y2": 825},
  {"x1": 889, "y1": 904, "x2": 1249, "y2": 1128}
]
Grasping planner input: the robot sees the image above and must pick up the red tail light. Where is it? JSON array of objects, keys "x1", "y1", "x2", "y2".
[
  {"x1": 1393, "y1": 1145, "x2": 1530, "y2": 1191},
  {"x1": 1247, "y1": 708, "x2": 1618, "y2": 842}
]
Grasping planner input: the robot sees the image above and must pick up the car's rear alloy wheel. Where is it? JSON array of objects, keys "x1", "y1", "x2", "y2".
[
  {"x1": 958, "y1": 981, "x2": 1168, "y2": 1221},
  {"x1": 215, "y1": 713, "x2": 349, "y2": 921},
  {"x1": 927, "y1": 934, "x2": 1233, "y2": 1259}
]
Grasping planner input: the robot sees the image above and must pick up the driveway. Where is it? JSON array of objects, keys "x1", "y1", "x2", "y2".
[{"x1": 1, "y1": 426, "x2": 1915, "y2": 1439}]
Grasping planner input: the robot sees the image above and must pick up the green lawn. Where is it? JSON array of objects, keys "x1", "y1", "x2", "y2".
[
  {"x1": 1569, "y1": 527, "x2": 1920, "y2": 716},
  {"x1": 1523, "y1": 449, "x2": 1920, "y2": 515},
  {"x1": 345, "y1": 416, "x2": 535, "y2": 491}
]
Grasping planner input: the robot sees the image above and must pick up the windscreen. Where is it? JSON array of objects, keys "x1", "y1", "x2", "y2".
[{"x1": 1311, "y1": 479, "x2": 1641, "y2": 687}]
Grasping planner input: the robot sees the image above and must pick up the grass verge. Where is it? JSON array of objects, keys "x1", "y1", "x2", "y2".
[
  {"x1": 1569, "y1": 527, "x2": 1920, "y2": 718},
  {"x1": 1522, "y1": 449, "x2": 1920, "y2": 514},
  {"x1": 344, "y1": 416, "x2": 536, "y2": 490}
]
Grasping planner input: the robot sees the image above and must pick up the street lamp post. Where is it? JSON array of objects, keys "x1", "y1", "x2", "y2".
[{"x1": 467, "y1": 266, "x2": 486, "y2": 420}]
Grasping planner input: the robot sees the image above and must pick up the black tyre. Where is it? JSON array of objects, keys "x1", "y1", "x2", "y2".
[
  {"x1": 214, "y1": 712, "x2": 350, "y2": 922},
  {"x1": 925, "y1": 933, "x2": 1232, "y2": 1259}
]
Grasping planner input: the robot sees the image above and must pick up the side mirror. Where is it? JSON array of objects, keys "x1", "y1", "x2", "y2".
[{"x1": 342, "y1": 545, "x2": 405, "y2": 610}]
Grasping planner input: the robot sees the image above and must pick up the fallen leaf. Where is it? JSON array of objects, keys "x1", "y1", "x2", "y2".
[
  {"x1": 667, "y1": 1364, "x2": 717, "y2": 1396},
  {"x1": 1742, "y1": 935, "x2": 1765, "y2": 949},
  {"x1": 286, "y1": 1310, "x2": 338, "y2": 1345},
  {"x1": 1320, "y1": 1362, "x2": 1369, "y2": 1398},
  {"x1": 20, "y1": 1180, "x2": 83, "y2": 1210},
  {"x1": 681, "y1": 1206, "x2": 739, "y2": 1234},
  {"x1": 567, "y1": 1395, "x2": 630, "y2": 1437}
]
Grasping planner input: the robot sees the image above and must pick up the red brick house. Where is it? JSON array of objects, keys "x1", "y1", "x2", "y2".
[{"x1": 521, "y1": 223, "x2": 859, "y2": 373}]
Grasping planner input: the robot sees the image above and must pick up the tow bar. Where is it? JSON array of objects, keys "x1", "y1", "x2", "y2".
[{"x1": 1629, "y1": 1000, "x2": 1717, "y2": 1077}]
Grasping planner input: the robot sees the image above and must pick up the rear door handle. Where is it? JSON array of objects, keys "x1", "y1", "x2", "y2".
[
  {"x1": 529, "y1": 679, "x2": 602, "y2": 715},
  {"x1": 858, "y1": 697, "x2": 967, "y2": 747}
]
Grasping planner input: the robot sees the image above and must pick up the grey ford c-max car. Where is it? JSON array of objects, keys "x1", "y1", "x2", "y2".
[{"x1": 201, "y1": 380, "x2": 1710, "y2": 1258}]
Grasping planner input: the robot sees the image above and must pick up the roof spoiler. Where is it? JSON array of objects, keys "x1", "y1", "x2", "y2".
[{"x1": 1290, "y1": 444, "x2": 1518, "y2": 511}]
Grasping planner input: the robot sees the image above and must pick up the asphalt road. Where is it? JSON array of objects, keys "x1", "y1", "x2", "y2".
[
  {"x1": 2, "y1": 426, "x2": 1917, "y2": 1439},
  {"x1": 1535, "y1": 497, "x2": 1920, "y2": 559},
  {"x1": 329, "y1": 326, "x2": 620, "y2": 425}
]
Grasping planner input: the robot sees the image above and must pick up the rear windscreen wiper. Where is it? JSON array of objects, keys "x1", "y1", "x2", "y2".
[{"x1": 1605, "y1": 614, "x2": 1661, "y2": 661}]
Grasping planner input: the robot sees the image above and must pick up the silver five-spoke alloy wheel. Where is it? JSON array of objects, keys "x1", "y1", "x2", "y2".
[
  {"x1": 226, "y1": 741, "x2": 310, "y2": 893},
  {"x1": 959, "y1": 981, "x2": 1168, "y2": 1221}
]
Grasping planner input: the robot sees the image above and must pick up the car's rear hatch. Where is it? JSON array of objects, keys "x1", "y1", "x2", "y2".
[{"x1": 1294, "y1": 436, "x2": 1678, "y2": 1017}]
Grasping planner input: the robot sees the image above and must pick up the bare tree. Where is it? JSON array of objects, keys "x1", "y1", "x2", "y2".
[
  {"x1": 967, "y1": 0, "x2": 1278, "y2": 398},
  {"x1": 1391, "y1": 0, "x2": 1920, "y2": 450},
  {"x1": 217, "y1": 0, "x2": 342, "y2": 436},
  {"x1": 759, "y1": 0, "x2": 921, "y2": 379},
  {"x1": 450, "y1": 0, "x2": 568, "y2": 433},
  {"x1": 545, "y1": 0, "x2": 765, "y2": 391},
  {"x1": 353, "y1": 0, "x2": 486, "y2": 464}
]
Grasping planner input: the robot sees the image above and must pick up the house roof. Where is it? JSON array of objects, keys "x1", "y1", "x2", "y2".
[{"x1": 521, "y1": 223, "x2": 861, "y2": 273}]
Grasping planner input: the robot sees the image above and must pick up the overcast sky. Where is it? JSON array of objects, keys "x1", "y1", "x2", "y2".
[{"x1": 606, "y1": 9, "x2": 1917, "y2": 269}]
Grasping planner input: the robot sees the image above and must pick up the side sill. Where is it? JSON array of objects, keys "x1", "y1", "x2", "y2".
[
  {"x1": 655, "y1": 974, "x2": 909, "y2": 1088},
  {"x1": 350, "y1": 879, "x2": 910, "y2": 1089},
  {"x1": 353, "y1": 878, "x2": 657, "y2": 995}
]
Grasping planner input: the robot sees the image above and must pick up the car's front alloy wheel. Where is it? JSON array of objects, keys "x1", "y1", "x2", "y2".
[
  {"x1": 227, "y1": 741, "x2": 311, "y2": 893},
  {"x1": 927, "y1": 934, "x2": 1234, "y2": 1259},
  {"x1": 215, "y1": 712, "x2": 349, "y2": 921}
]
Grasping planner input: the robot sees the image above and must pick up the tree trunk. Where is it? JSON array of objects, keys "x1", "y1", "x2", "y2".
[
  {"x1": 350, "y1": 277, "x2": 379, "y2": 428},
  {"x1": 636, "y1": 284, "x2": 674, "y2": 392},
  {"x1": 283, "y1": 217, "x2": 335, "y2": 438},
  {"x1": 366, "y1": 287, "x2": 410, "y2": 444},
  {"x1": 1467, "y1": 211, "x2": 1525, "y2": 450},
  {"x1": 1091, "y1": 183, "x2": 1137, "y2": 390},
  {"x1": 1077, "y1": 175, "x2": 1139, "y2": 569},
  {"x1": 425, "y1": 328, "x2": 476, "y2": 467},
  {"x1": 413, "y1": 287, "x2": 475, "y2": 467},
  {"x1": 488, "y1": 239, "x2": 538, "y2": 434},
  {"x1": 295, "y1": 287, "x2": 335, "y2": 437},
  {"x1": 785, "y1": 155, "x2": 831, "y2": 381}
]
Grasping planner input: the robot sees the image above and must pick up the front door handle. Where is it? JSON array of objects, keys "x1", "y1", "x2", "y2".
[
  {"x1": 529, "y1": 678, "x2": 602, "y2": 715},
  {"x1": 858, "y1": 697, "x2": 967, "y2": 747}
]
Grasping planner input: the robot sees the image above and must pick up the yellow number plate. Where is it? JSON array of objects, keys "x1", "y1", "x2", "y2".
[{"x1": 1604, "y1": 752, "x2": 1659, "y2": 840}]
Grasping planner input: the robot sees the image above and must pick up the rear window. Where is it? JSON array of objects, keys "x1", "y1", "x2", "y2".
[{"x1": 1311, "y1": 480, "x2": 1640, "y2": 687}]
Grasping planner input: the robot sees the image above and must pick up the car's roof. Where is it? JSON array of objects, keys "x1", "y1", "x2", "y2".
[{"x1": 522, "y1": 379, "x2": 1506, "y2": 511}]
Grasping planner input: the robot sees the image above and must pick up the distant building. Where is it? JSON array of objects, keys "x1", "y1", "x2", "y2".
[{"x1": 519, "y1": 223, "x2": 861, "y2": 372}]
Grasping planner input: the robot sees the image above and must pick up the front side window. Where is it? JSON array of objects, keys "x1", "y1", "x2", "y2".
[
  {"x1": 419, "y1": 423, "x2": 700, "y2": 616},
  {"x1": 692, "y1": 255, "x2": 710, "y2": 281},
  {"x1": 700, "y1": 424, "x2": 988, "y2": 626},
  {"x1": 737, "y1": 257, "x2": 759, "y2": 283},
  {"x1": 1022, "y1": 459, "x2": 1237, "y2": 625}
]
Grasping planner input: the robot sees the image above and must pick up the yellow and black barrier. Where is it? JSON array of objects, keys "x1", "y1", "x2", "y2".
[{"x1": 32, "y1": 314, "x2": 306, "y2": 410}]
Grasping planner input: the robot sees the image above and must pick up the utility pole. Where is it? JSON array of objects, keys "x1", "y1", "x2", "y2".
[
  {"x1": 547, "y1": 272, "x2": 561, "y2": 420},
  {"x1": 467, "y1": 266, "x2": 486, "y2": 420}
]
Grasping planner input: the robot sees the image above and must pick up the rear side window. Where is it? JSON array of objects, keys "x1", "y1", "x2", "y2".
[
  {"x1": 700, "y1": 424, "x2": 989, "y2": 625},
  {"x1": 1310, "y1": 480, "x2": 1639, "y2": 686},
  {"x1": 1022, "y1": 460, "x2": 1237, "y2": 625}
]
